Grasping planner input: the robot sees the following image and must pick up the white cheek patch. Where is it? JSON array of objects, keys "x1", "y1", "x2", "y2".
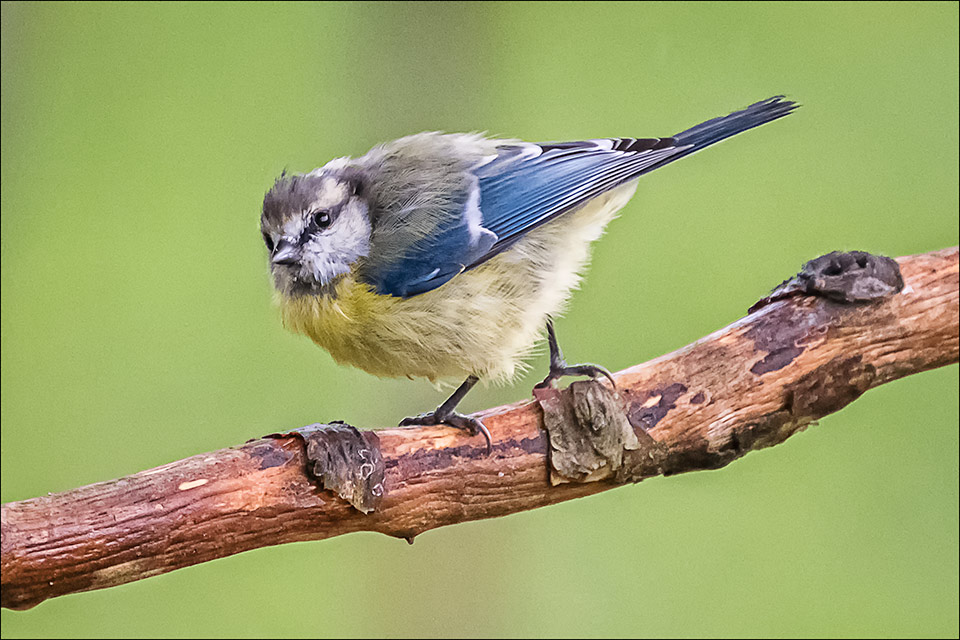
[{"x1": 298, "y1": 199, "x2": 372, "y2": 285}]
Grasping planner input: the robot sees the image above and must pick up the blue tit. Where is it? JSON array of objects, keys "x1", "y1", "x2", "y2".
[{"x1": 260, "y1": 96, "x2": 797, "y2": 449}]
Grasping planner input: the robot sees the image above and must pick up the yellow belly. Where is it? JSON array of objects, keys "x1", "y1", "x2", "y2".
[{"x1": 279, "y1": 182, "x2": 638, "y2": 383}]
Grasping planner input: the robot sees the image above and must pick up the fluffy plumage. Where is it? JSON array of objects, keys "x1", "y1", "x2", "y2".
[{"x1": 261, "y1": 96, "x2": 796, "y2": 384}]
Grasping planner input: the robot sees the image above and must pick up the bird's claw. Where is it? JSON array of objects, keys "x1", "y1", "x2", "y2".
[
  {"x1": 534, "y1": 362, "x2": 616, "y2": 390},
  {"x1": 399, "y1": 411, "x2": 493, "y2": 453}
]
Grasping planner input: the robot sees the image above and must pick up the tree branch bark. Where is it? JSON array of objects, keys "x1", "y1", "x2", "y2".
[{"x1": 2, "y1": 247, "x2": 957, "y2": 610}]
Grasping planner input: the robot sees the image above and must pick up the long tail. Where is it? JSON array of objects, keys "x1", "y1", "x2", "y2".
[
  {"x1": 675, "y1": 96, "x2": 798, "y2": 146},
  {"x1": 639, "y1": 95, "x2": 798, "y2": 175}
]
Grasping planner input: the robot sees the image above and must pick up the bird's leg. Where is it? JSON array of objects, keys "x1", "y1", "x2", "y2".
[
  {"x1": 399, "y1": 375, "x2": 492, "y2": 452},
  {"x1": 534, "y1": 317, "x2": 616, "y2": 389}
]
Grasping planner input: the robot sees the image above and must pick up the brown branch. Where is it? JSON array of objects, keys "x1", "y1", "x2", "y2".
[{"x1": 2, "y1": 247, "x2": 957, "y2": 610}]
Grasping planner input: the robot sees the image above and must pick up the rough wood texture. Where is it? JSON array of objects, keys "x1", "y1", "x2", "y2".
[{"x1": 2, "y1": 247, "x2": 957, "y2": 610}]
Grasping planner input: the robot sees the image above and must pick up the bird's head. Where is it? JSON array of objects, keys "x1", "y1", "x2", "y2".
[{"x1": 260, "y1": 162, "x2": 370, "y2": 297}]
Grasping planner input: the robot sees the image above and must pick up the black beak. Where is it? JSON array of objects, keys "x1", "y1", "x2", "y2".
[{"x1": 271, "y1": 239, "x2": 299, "y2": 266}]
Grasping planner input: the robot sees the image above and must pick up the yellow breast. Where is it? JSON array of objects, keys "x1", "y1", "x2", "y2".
[{"x1": 279, "y1": 265, "x2": 531, "y2": 383}]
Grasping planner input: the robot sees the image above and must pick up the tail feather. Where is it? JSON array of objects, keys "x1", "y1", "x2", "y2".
[
  {"x1": 638, "y1": 96, "x2": 798, "y2": 176},
  {"x1": 674, "y1": 96, "x2": 798, "y2": 146},
  {"x1": 675, "y1": 96, "x2": 796, "y2": 153}
]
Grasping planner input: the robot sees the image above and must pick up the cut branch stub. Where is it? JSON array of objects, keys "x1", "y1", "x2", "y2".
[
  {"x1": 535, "y1": 382, "x2": 641, "y2": 485},
  {"x1": 266, "y1": 423, "x2": 385, "y2": 513},
  {"x1": 750, "y1": 250, "x2": 904, "y2": 312}
]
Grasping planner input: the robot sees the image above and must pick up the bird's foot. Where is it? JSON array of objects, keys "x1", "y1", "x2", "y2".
[
  {"x1": 535, "y1": 317, "x2": 616, "y2": 390},
  {"x1": 534, "y1": 362, "x2": 616, "y2": 390},
  {"x1": 400, "y1": 410, "x2": 493, "y2": 453}
]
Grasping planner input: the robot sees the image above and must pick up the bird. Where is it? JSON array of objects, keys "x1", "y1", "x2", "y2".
[{"x1": 260, "y1": 96, "x2": 797, "y2": 450}]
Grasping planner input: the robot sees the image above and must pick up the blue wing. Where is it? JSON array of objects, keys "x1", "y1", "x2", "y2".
[
  {"x1": 368, "y1": 96, "x2": 796, "y2": 298},
  {"x1": 364, "y1": 174, "x2": 498, "y2": 298},
  {"x1": 473, "y1": 136, "x2": 687, "y2": 258}
]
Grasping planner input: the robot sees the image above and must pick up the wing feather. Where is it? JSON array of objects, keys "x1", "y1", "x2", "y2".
[{"x1": 362, "y1": 96, "x2": 796, "y2": 298}]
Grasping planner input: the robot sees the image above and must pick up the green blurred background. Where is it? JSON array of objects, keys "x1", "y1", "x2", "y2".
[{"x1": 2, "y1": 1, "x2": 957, "y2": 637}]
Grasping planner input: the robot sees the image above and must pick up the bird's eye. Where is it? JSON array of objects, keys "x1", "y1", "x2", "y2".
[
  {"x1": 262, "y1": 232, "x2": 274, "y2": 253},
  {"x1": 313, "y1": 210, "x2": 333, "y2": 230}
]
